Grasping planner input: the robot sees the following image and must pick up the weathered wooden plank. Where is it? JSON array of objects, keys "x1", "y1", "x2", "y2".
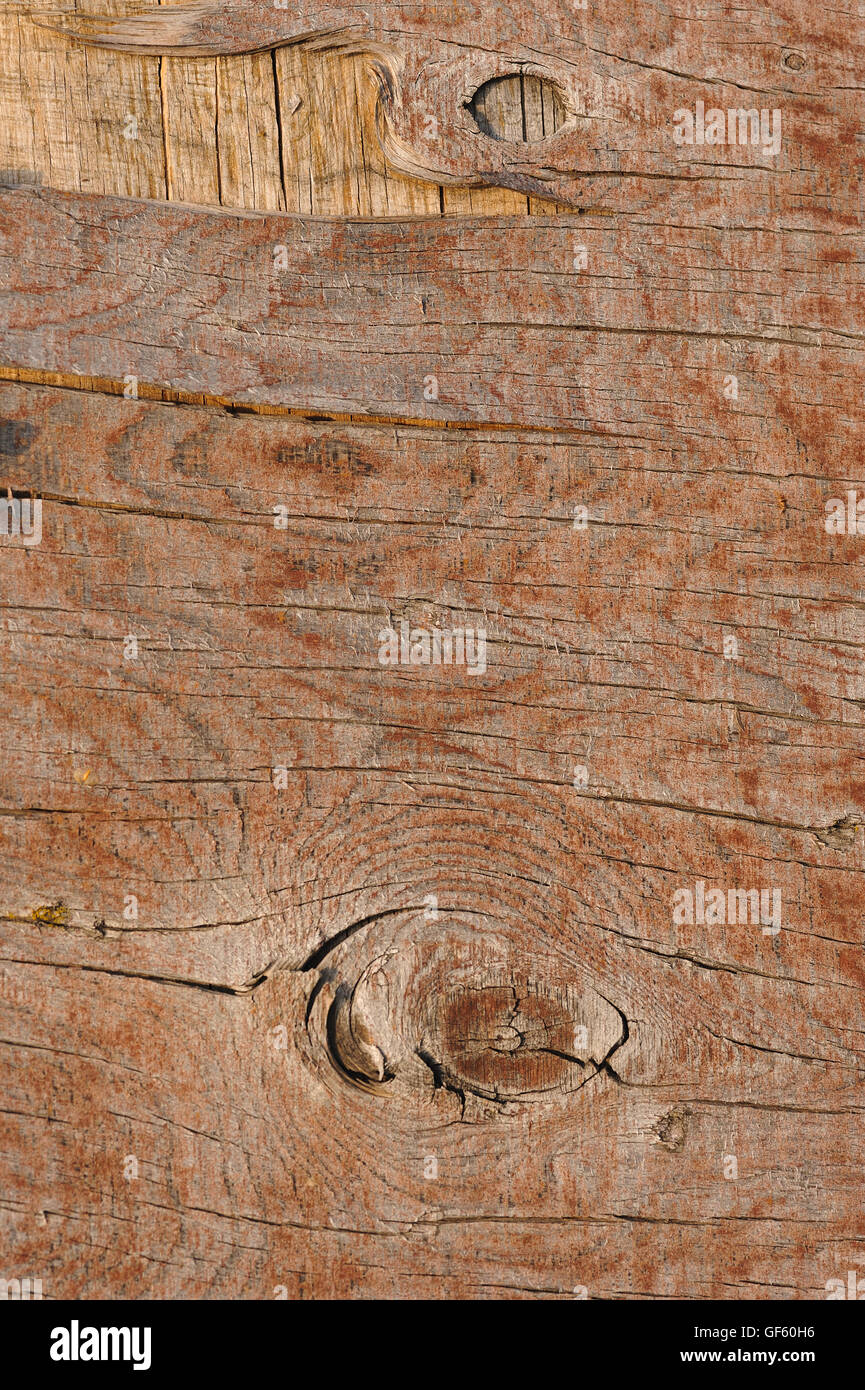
[
  {"x1": 6, "y1": 0, "x2": 861, "y2": 221},
  {"x1": 0, "y1": 4, "x2": 546, "y2": 215},
  {"x1": 213, "y1": 53, "x2": 287, "y2": 212},
  {"x1": 273, "y1": 46, "x2": 443, "y2": 216},
  {"x1": 444, "y1": 74, "x2": 538, "y2": 216},
  {"x1": 158, "y1": 42, "x2": 221, "y2": 206},
  {"x1": 1, "y1": 949, "x2": 863, "y2": 1299},
  {"x1": 1, "y1": 0, "x2": 863, "y2": 1303},
  {"x1": 48, "y1": 0, "x2": 864, "y2": 223},
  {"x1": 0, "y1": 187, "x2": 862, "y2": 445},
  {"x1": 1, "y1": 381, "x2": 862, "y2": 1125},
  {"x1": 155, "y1": 2, "x2": 287, "y2": 210},
  {"x1": 0, "y1": 1, "x2": 168, "y2": 200}
]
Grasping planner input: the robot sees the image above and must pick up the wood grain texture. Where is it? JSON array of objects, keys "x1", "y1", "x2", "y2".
[
  {"x1": 1, "y1": 0, "x2": 864, "y2": 1304},
  {"x1": 0, "y1": 201, "x2": 863, "y2": 1290},
  {"x1": 5, "y1": 0, "x2": 863, "y2": 220},
  {"x1": 0, "y1": 0, "x2": 167, "y2": 200},
  {"x1": 0, "y1": 1, "x2": 532, "y2": 215},
  {"x1": 1, "y1": 187, "x2": 862, "y2": 434},
  {"x1": 43, "y1": 0, "x2": 865, "y2": 221}
]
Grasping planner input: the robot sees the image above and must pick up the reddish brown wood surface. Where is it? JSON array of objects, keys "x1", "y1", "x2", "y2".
[
  {"x1": 1, "y1": 0, "x2": 864, "y2": 1302},
  {"x1": 1, "y1": 371, "x2": 864, "y2": 1295},
  {"x1": 1, "y1": 187, "x2": 862, "y2": 434},
  {"x1": 1, "y1": 296, "x2": 864, "y2": 1297}
]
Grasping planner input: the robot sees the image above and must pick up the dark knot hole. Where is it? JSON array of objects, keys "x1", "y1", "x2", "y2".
[{"x1": 467, "y1": 73, "x2": 567, "y2": 143}]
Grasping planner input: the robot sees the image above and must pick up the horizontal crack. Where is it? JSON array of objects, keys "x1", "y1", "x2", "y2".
[{"x1": 0, "y1": 365, "x2": 609, "y2": 440}]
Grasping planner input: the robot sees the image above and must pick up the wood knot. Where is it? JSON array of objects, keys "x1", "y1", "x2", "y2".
[
  {"x1": 653, "y1": 1106, "x2": 690, "y2": 1152},
  {"x1": 303, "y1": 909, "x2": 627, "y2": 1120},
  {"x1": 436, "y1": 982, "x2": 589, "y2": 1100}
]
